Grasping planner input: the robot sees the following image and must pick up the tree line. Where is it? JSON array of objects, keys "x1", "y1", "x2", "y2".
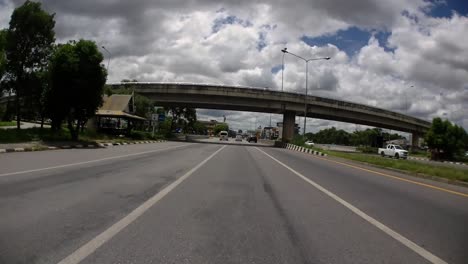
[
  {"x1": 425, "y1": 117, "x2": 467, "y2": 160},
  {"x1": 305, "y1": 127, "x2": 404, "y2": 147},
  {"x1": 0, "y1": 1, "x2": 106, "y2": 140},
  {"x1": 305, "y1": 124, "x2": 467, "y2": 160},
  {"x1": 0, "y1": 1, "x2": 204, "y2": 140}
]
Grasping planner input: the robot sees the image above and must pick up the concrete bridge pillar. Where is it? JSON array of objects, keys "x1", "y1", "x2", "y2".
[
  {"x1": 411, "y1": 133, "x2": 423, "y2": 149},
  {"x1": 282, "y1": 111, "x2": 295, "y2": 142}
]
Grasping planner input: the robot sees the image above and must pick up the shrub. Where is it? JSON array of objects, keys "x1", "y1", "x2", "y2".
[
  {"x1": 291, "y1": 135, "x2": 306, "y2": 146},
  {"x1": 129, "y1": 131, "x2": 147, "y2": 140}
]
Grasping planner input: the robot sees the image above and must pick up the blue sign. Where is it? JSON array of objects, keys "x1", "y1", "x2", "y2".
[{"x1": 158, "y1": 114, "x2": 166, "y2": 122}]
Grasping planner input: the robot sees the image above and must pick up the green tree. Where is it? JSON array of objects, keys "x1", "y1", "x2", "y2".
[
  {"x1": 0, "y1": 29, "x2": 6, "y2": 83},
  {"x1": 5, "y1": 1, "x2": 55, "y2": 129},
  {"x1": 310, "y1": 127, "x2": 351, "y2": 145},
  {"x1": 165, "y1": 106, "x2": 197, "y2": 133},
  {"x1": 193, "y1": 121, "x2": 207, "y2": 135},
  {"x1": 425, "y1": 117, "x2": 467, "y2": 160},
  {"x1": 134, "y1": 94, "x2": 152, "y2": 118},
  {"x1": 350, "y1": 128, "x2": 383, "y2": 147},
  {"x1": 47, "y1": 39, "x2": 107, "y2": 140},
  {"x1": 182, "y1": 108, "x2": 197, "y2": 133},
  {"x1": 0, "y1": 29, "x2": 13, "y2": 121},
  {"x1": 213, "y1": 123, "x2": 228, "y2": 135},
  {"x1": 158, "y1": 116, "x2": 173, "y2": 137}
]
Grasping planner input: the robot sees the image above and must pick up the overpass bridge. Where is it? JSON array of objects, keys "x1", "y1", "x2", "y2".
[{"x1": 109, "y1": 82, "x2": 431, "y2": 145}]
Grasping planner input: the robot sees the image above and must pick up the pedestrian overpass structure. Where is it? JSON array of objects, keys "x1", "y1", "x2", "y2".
[{"x1": 109, "y1": 82, "x2": 430, "y2": 144}]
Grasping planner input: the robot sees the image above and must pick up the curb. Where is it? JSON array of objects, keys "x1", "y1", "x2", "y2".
[
  {"x1": 283, "y1": 143, "x2": 327, "y2": 157},
  {"x1": 0, "y1": 140, "x2": 168, "y2": 154}
]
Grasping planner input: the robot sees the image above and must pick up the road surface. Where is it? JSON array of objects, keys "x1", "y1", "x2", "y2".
[
  {"x1": 191, "y1": 136, "x2": 274, "y2": 146},
  {"x1": 0, "y1": 141, "x2": 467, "y2": 264}
]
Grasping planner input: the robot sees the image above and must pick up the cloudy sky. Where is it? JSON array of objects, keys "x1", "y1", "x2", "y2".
[{"x1": 1, "y1": 0, "x2": 467, "y2": 133}]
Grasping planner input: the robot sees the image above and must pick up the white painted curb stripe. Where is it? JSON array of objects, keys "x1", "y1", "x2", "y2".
[
  {"x1": 56, "y1": 145, "x2": 226, "y2": 264},
  {"x1": 0, "y1": 144, "x2": 192, "y2": 178},
  {"x1": 255, "y1": 147, "x2": 448, "y2": 264}
]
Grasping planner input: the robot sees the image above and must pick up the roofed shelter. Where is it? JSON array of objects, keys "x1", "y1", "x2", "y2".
[{"x1": 92, "y1": 94, "x2": 146, "y2": 135}]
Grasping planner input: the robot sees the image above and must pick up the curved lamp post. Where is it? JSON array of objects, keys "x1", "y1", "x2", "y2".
[
  {"x1": 101, "y1": 46, "x2": 111, "y2": 75},
  {"x1": 281, "y1": 49, "x2": 330, "y2": 136},
  {"x1": 281, "y1": 48, "x2": 287, "y2": 92}
]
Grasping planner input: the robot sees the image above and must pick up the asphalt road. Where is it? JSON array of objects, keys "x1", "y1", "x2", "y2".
[
  {"x1": 192, "y1": 136, "x2": 274, "y2": 146},
  {"x1": 0, "y1": 141, "x2": 467, "y2": 264}
]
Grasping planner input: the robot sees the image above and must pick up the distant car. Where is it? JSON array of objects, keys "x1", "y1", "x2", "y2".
[
  {"x1": 235, "y1": 135, "x2": 242, "y2": 141},
  {"x1": 305, "y1": 141, "x2": 314, "y2": 146},
  {"x1": 247, "y1": 135, "x2": 257, "y2": 143},
  {"x1": 219, "y1": 131, "x2": 229, "y2": 141}
]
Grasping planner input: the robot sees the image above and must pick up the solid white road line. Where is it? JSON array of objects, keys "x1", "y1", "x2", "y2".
[
  {"x1": 57, "y1": 145, "x2": 226, "y2": 264},
  {"x1": 0, "y1": 144, "x2": 192, "y2": 177},
  {"x1": 255, "y1": 147, "x2": 448, "y2": 264}
]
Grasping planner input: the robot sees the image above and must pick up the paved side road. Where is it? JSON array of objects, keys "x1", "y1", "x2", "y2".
[{"x1": 0, "y1": 142, "x2": 467, "y2": 264}]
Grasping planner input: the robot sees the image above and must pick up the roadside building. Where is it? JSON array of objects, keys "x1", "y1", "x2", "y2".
[
  {"x1": 198, "y1": 119, "x2": 228, "y2": 136},
  {"x1": 261, "y1": 126, "x2": 279, "y2": 139},
  {"x1": 90, "y1": 94, "x2": 146, "y2": 135}
]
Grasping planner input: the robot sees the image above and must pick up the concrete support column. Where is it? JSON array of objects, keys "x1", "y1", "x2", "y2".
[
  {"x1": 282, "y1": 110, "x2": 295, "y2": 142},
  {"x1": 411, "y1": 133, "x2": 422, "y2": 149}
]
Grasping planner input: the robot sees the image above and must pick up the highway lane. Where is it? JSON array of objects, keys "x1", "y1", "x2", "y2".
[
  {"x1": 74, "y1": 145, "x2": 465, "y2": 264},
  {"x1": 1, "y1": 142, "x2": 467, "y2": 263},
  {"x1": 0, "y1": 142, "x2": 220, "y2": 264},
  {"x1": 0, "y1": 141, "x2": 193, "y2": 175},
  {"x1": 258, "y1": 147, "x2": 468, "y2": 264}
]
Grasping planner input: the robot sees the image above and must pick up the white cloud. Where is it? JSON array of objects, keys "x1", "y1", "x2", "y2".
[{"x1": 1, "y1": 0, "x2": 467, "y2": 131}]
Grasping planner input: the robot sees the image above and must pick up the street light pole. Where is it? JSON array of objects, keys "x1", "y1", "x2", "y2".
[
  {"x1": 101, "y1": 46, "x2": 111, "y2": 75},
  {"x1": 406, "y1": 85, "x2": 413, "y2": 114},
  {"x1": 281, "y1": 49, "x2": 330, "y2": 136},
  {"x1": 281, "y1": 48, "x2": 287, "y2": 92},
  {"x1": 304, "y1": 60, "x2": 308, "y2": 137}
]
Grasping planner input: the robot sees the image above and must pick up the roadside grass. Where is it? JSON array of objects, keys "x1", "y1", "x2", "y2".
[
  {"x1": 319, "y1": 148, "x2": 468, "y2": 183},
  {"x1": 409, "y1": 149, "x2": 430, "y2": 158},
  {"x1": 0, "y1": 121, "x2": 17, "y2": 127},
  {"x1": 409, "y1": 152, "x2": 429, "y2": 158},
  {"x1": 0, "y1": 127, "x2": 166, "y2": 144}
]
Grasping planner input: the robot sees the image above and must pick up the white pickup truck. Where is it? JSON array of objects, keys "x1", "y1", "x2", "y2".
[{"x1": 378, "y1": 144, "x2": 408, "y2": 159}]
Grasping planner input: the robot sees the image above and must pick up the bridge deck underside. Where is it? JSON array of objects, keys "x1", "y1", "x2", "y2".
[{"x1": 144, "y1": 93, "x2": 428, "y2": 134}]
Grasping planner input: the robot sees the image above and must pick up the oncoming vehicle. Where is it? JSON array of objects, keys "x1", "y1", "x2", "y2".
[
  {"x1": 305, "y1": 141, "x2": 314, "y2": 146},
  {"x1": 378, "y1": 144, "x2": 408, "y2": 159},
  {"x1": 235, "y1": 135, "x2": 242, "y2": 141},
  {"x1": 219, "y1": 131, "x2": 229, "y2": 141}
]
